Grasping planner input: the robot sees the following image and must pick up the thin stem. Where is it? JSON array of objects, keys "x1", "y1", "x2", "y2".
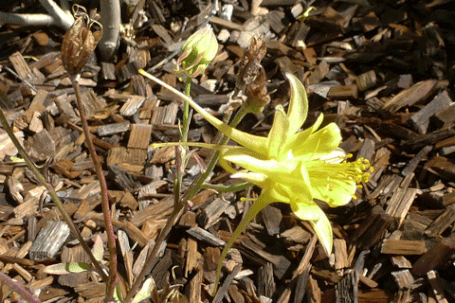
[
  {"x1": 174, "y1": 76, "x2": 192, "y2": 205},
  {"x1": 182, "y1": 76, "x2": 192, "y2": 144},
  {"x1": 125, "y1": 75, "x2": 194, "y2": 303},
  {"x1": 70, "y1": 76, "x2": 117, "y2": 301},
  {"x1": 0, "y1": 272, "x2": 42, "y2": 303},
  {"x1": 202, "y1": 181, "x2": 251, "y2": 193},
  {"x1": 213, "y1": 195, "x2": 272, "y2": 295},
  {"x1": 184, "y1": 106, "x2": 247, "y2": 200},
  {"x1": 124, "y1": 71, "x2": 249, "y2": 303},
  {"x1": 0, "y1": 107, "x2": 108, "y2": 282},
  {"x1": 122, "y1": 203, "x2": 184, "y2": 303}
]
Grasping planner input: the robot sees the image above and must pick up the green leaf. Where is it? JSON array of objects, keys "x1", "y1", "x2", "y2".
[
  {"x1": 114, "y1": 284, "x2": 124, "y2": 302},
  {"x1": 132, "y1": 277, "x2": 155, "y2": 303},
  {"x1": 43, "y1": 262, "x2": 91, "y2": 275}
]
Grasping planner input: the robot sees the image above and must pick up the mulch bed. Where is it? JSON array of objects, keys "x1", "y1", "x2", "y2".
[{"x1": 1, "y1": 0, "x2": 455, "y2": 302}]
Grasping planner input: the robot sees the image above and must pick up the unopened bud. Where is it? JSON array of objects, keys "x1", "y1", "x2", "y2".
[
  {"x1": 61, "y1": 5, "x2": 103, "y2": 75},
  {"x1": 176, "y1": 25, "x2": 218, "y2": 78}
]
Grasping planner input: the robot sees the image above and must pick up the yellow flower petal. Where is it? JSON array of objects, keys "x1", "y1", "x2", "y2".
[
  {"x1": 290, "y1": 199, "x2": 333, "y2": 255},
  {"x1": 285, "y1": 73, "x2": 308, "y2": 135},
  {"x1": 267, "y1": 105, "x2": 290, "y2": 159},
  {"x1": 309, "y1": 213, "x2": 333, "y2": 255},
  {"x1": 292, "y1": 122, "x2": 342, "y2": 160},
  {"x1": 231, "y1": 171, "x2": 268, "y2": 188}
]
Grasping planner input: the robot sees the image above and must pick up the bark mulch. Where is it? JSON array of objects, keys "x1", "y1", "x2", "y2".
[{"x1": 1, "y1": 0, "x2": 455, "y2": 302}]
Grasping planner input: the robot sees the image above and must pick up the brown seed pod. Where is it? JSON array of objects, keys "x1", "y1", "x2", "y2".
[
  {"x1": 61, "y1": 5, "x2": 103, "y2": 75},
  {"x1": 235, "y1": 36, "x2": 267, "y2": 98},
  {"x1": 244, "y1": 67, "x2": 270, "y2": 113}
]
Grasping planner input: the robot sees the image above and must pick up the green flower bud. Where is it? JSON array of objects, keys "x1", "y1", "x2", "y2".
[{"x1": 176, "y1": 25, "x2": 218, "y2": 78}]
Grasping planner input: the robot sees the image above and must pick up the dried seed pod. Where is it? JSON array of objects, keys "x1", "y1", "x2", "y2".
[
  {"x1": 244, "y1": 67, "x2": 270, "y2": 113},
  {"x1": 235, "y1": 36, "x2": 267, "y2": 98},
  {"x1": 61, "y1": 5, "x2": 103, "y2": 75}
]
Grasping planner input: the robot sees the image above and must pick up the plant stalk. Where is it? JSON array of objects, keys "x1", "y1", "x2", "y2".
[
  {"x1": 0, "y1": 271, "x2": 42, "y2": 303},
  {"x1": 124, "y1": 71, "x2": 248, "y2": 302},
  {"x1": 0, "y1": 107, "x2": 108, "y2": 282},
  {"x1": 70, "y1": 76, "x2": 117, "y2": 301},
  {"x1": 184, "y1": 106, "x2": 247, "y2": 201},
  {"x1": 173, "y1": 76, "x2": 193, "y2": 205}
]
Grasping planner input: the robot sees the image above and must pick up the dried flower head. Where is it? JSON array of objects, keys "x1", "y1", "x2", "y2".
[
  {"x1": 235, "y1": 36, "x2": 267, "y2": 98},
  {"x1": 61, "y1": 5, "x2": 103, "y2": 75},
  {"x1": 244, "y1": 67, "x2": 270, "y2": 113}
]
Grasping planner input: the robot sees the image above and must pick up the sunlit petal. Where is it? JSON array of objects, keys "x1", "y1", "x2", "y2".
[
  {"x1": 286, "y1": 73, "x2": 308, "y2": 135},
  {"x1": 267, "y1": 106, "x2": 290, "y2": 159},
  {"x1": 231, "y1": 171, "x2": 268, "y2": 188},
  {"x1": 283, "y1": 114, "x2": 324, "y2": 158},
  {"x1": 310, "y1": 213, "x2": 333, "y2": 255},
  {"x1": 291, "y1": 121, "x2": 341, "y2": 160}
]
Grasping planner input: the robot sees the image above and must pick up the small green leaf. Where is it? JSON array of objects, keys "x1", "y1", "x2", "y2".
[
  {"x1": 114, "y1": 284, "x2": 124, "y2": 302},
  {"x1": 132, "y1": 277, "x2": 155, "y2": 303},
  {"x1": 43, "y1": 262, "x2": 91, "y2": 275}
]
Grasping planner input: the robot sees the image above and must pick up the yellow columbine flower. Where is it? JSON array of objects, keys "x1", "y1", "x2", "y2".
[{"x1": 139, "y1": 69, "x2": 371, "y2": 291}]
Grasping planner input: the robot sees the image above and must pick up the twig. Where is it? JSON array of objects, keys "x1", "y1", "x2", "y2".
[
  {"x1": 2, "y1": 66, "x2": 38, "y2": 93},
  {"x1": 99, "y1": 0, "x2": 121, "y2": 61},
  {"x1": 0, "y1": 11, "x2": 56, "y2": 27},
  {"x1": 70, "y1": 76, "x2": 118, "y2": 301},
  {"x1": 59, "y1": 0, "x2": 71, "y2": 16},
  {"x1": 38, "y1": 0, "x2": 73, "y2": 29},
  {"x1": 0, "y1": 107, "x2": 108, "y2": 283},
  {"x1": 0, "y1": 0, "x2": 73, "y2": 29},
  {"x1": 0, "y1": 272, "x2": 42, "y2": 303}
]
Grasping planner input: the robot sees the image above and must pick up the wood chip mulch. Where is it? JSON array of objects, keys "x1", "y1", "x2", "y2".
[{"x1": 1, "y1": 0, "x2": 455, "y2": 302}]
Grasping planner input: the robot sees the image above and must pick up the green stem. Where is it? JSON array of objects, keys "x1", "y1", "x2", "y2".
[
  {"x1": 0, "y1": 107, "x2": 108, "y2": 283},
  {"x1": 174, "y1": 76, "x2": 192, "y2": 206},
  {"x1": 184, "y1": 106, "x2": 248, "y2": 200},
  {"x1": 202, "y1": 181, "x2": 252, "y2": 193},
  {"x1": 70, "y1": 76, "x2": 117, "y2": 301},
  {"x1": 124, "y1": 72, "x2": 248, "y2": 303},
  {"x1": 213, "y1": 194, "x2": 272, "y2": 295},
  {"x1": 182, "y1": 76, "x2": 192, "y2": 144},
  {"x1": 122, "y1": 203, "x2": 184, "y2": 303}
]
